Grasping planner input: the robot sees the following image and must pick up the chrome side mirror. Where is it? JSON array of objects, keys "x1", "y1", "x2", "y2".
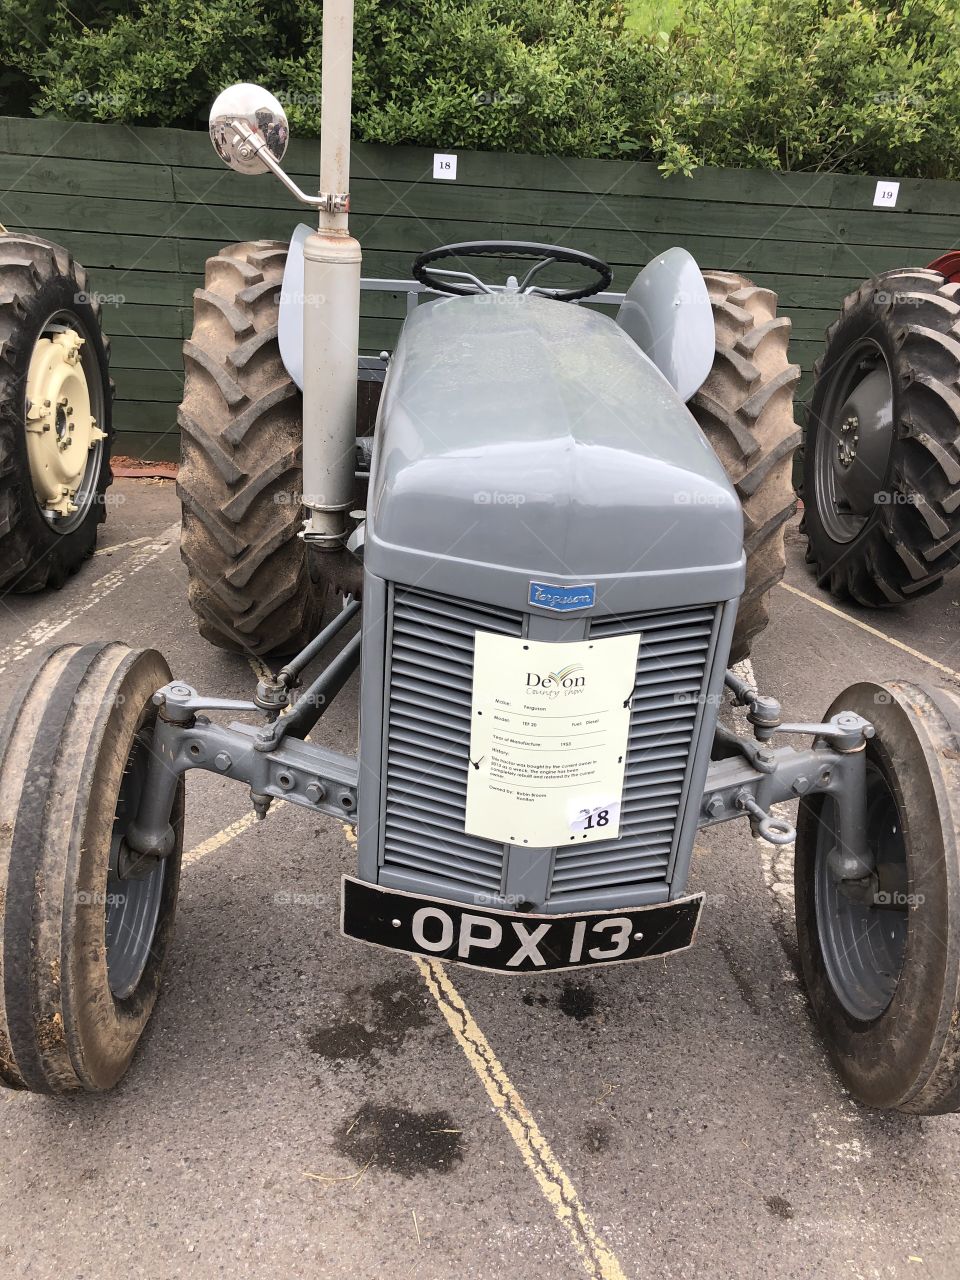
[{"x1": 209, "y1": 83, "x2": 289, "y2": 175}]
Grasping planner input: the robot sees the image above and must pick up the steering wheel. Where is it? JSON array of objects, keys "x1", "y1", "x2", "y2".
[{"x1": 411, "y1": 240, "x2": 613, "y2": 302}]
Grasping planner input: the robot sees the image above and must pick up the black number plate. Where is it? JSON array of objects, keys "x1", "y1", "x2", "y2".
[{"x1": 341, "y1": 876, "x2": 704, "y2": 974}]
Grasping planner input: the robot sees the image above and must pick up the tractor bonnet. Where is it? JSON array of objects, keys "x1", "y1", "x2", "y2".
[{"x1": 366, "y1": 292, "x2": 744, "y2": 614}]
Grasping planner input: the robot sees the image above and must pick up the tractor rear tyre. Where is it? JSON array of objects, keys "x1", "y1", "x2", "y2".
[
  {"x1": 795, "y1": 680, "x2": 960, "y2": 1113},
  {"x1": 690, "y1": 271, "x2": 801, "y2": 663},
  {"x1": 0, "y1": 233, "x2": 113, "y2": 592},
  {"x1": 802, "y1": 270, "x2": 960, "y2": 605},
  {"x1": 178, "y1": 240, "x2": 325, "y2": 656},
  {"x1": 0, "y1": 643, "x2": 184, "y2": 1093}
]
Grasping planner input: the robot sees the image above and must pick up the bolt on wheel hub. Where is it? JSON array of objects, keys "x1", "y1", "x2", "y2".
[
  {"x1": 25, "y1": 329, "x2": 106, "y2": 518},
  {"x1": 837, "y1": 413, "x2": 860, "y2": 468}
]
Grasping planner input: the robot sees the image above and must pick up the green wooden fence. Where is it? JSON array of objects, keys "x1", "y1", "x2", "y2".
[{"x1": 2, "y1": 114, "x2": 959, "y2": 460}]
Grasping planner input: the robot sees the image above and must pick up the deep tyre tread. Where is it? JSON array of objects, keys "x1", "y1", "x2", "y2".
[
  {"x1": 795, "y1": 680, "x2": 960, "y2": 1114},
  {"x1": 0, "y1": 643, "x2": 183, "y2": 1093},
  {"x1": 178, "y1": 241, "x2": 324, "y2": 656},
  {"x1": 0, "y1": 234, "x2": 113, "y2": 592},
  {"x1": 690, "y1": 271, "x2": 801, "y2": 662},
  {"x1": 803, "y1": 270, "x2": 960, "y2": 606}
]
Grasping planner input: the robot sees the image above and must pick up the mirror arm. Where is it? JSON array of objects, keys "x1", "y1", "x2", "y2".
[{"x1": 228, "y1": 120, "x2": 349, "y2": 214}]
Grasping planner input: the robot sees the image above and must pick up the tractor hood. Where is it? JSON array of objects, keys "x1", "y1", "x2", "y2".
[{"x1": 365, "y1": 292, "x2": 744, "y2": 613}]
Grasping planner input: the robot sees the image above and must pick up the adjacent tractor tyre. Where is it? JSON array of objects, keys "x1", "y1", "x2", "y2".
[
  {"x1": 178, "y1": 240, "x2": 325, "y2": 655},
  {"x1": 690, "y1": 271, "x2": 801, "y2": 663},
  {"x1": 0, "y1": 643, "x2": 184, "y2": 1093},
  {"x1": 795, "y1": 680, "x2": 960, "y2": 1114},
  {"x1": 0, "y1": 233, "x2": 113, "y2": 592},
  {"x1": 802, "y1": 270, "x2": 960, "y2": 605}
]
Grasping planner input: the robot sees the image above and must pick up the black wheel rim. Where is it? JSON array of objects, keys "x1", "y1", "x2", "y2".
[
  {"x1": 813, "y1": 762, "x2": 909, "y2": 1021},
  {"x1": 31, "y1": 308, "x2": 107, "y2": 536},
  {"x1": 106, "y1": 730, "x2": 166, "y2": 1000},
  {"x1": 813, "y1": 337, "x2": 895, "y2": 545}
]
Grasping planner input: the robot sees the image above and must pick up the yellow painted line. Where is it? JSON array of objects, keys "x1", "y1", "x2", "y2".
[
  {"x1": 179, "y1": 808, "x2": 627, "y2": 1278},
  {"x1": 0, "y1": 521, "x2": 181, "y2": 676},
  {"x1": 414, "y1": 956, "x2": 628, "y2": 1280},
  {"x1": 93, "y1": 534, "x2": 153, "y2": 557},
  {"x1": 779, "y1": 581, "x2": 960, "y2": 683},
  {"x1": 181, "y1": 811, "x2": 262, "y2": 866}
]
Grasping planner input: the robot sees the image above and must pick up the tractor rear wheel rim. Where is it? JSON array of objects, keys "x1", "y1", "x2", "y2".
[
  {"x1": 25, "y1": 310, "x2": 106, "y2": 535},
  {"x1": 813, "y1": 338, "x2": 895, "y2": 544},
  {"x1": 813, "y1": 763, "x2": 908, "y2": 1022},
  {"x1": 105, "y1": 730, "x2": 166, "y2": 1000}
]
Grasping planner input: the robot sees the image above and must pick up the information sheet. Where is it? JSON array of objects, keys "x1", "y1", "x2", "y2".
[{"x1": 464, "y1": 631, "x2": 641, "y2": 848}]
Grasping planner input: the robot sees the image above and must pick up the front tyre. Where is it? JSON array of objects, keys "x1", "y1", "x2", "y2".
[
  {"x1": 795, "y1": 680, "x2": 960, "y2": 1113},
  {"x1": 0, "y1": 643, "x2": 183, "y2": 1093}
]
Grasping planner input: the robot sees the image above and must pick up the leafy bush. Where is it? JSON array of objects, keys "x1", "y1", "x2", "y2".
[
  {"x1": 652, "y1": 0, "x2": 960, "y2": 179},
  {"x1": 2, "y1": 0, "x2": 960, "y2": 179}
]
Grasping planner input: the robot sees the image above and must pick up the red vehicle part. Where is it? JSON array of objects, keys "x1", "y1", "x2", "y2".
[{"x1": 927, "y1": 252, "x2": 960, "y2": 282}]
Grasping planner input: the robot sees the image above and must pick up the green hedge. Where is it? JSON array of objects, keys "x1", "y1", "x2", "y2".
[{"x1": 2, "y1": 1, "x2": 960, "y2": 179}]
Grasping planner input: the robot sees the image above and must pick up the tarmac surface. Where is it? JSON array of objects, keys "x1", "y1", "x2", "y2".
[{"x1": 1, "y1": 477, "x2": 959, "y2": 1280}]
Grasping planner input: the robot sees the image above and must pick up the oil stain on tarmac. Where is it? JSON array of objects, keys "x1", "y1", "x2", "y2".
[
  {"x1": 307, "y1": 975, "x2": 432, "y2": 1065},
  {"x1": 335, "y1": 1102, "x2": 465, "y2": 1176},
  {"x1": 522, "y1": 980, "x2": 600, "y2": 1021}
]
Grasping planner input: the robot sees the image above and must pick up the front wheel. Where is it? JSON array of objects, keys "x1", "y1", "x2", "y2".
[
  {"x1": 795, "y1": 680, "x2": 960, "y2": 1113},
  {"x1": 0, "y1": 642, "x2": 183, "y2": 1093}
]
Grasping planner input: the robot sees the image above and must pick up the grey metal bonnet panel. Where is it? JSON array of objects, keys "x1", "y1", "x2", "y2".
[{"x1": 365, "y1": 292, "x2": 744, "y2": 611}]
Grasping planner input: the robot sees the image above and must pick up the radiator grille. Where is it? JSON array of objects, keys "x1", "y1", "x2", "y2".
[
  {"x1": 380, "y1": 588, "x2": 718, "y2": 906},
  {"x1": 548, "y1": 605, "x2": 717, "y2": 902},
  {"x1": 381, "y1": 588, "x2": 522, "y2": 896}
]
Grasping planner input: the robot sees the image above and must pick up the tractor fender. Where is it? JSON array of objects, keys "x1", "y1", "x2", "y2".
[
  {"x1": 278, "y1": 222, "x2": 311, "y2": 390},
  {"x1": 616, "y1": 246, "x2": 714, "y2": 402}
]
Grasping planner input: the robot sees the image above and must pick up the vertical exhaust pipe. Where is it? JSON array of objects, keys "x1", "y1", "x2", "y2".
[{"x1": 301, "y1": 0, "x2": 361, "y2": 548}]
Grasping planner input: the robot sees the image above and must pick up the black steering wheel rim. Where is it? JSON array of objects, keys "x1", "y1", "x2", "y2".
[{"x1": 411, "y1": 240, "x2": 613, "y2": 301}]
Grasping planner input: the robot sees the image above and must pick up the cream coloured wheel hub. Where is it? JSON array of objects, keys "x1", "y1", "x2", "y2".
[{"x1": 25, "y1": 329, "x2": 105, "y2": 518}]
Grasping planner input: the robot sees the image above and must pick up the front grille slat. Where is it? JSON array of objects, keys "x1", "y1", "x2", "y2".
[
  {"x1": 381, "y1": 588, "x2": 717, "y2": 907},
  {"x1": 549, "y1": 603, "x2": 717, "y2": 902},
  {"x1": 380, "y1": 588, "x2": 523, "y2": 895}
]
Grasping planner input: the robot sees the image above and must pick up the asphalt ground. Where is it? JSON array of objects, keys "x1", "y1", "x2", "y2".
[{"x1": 1, "y1": 478, "x2": 960, "y2": 1280}]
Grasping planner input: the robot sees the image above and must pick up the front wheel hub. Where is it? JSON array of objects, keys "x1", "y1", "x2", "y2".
[{"x1": 25, "y1": 329, "x2": 106, "y2": 518}]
